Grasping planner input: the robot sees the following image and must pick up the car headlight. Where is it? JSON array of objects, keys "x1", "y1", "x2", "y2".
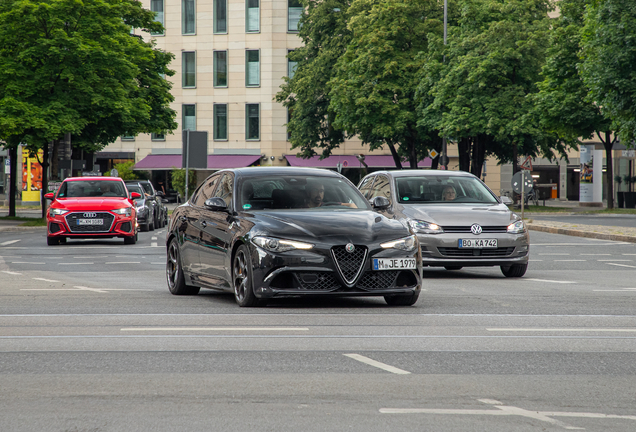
[
  {"x1": 409, "y1": 220, "x2": 444, "y2": 234},
  {"x1": 381, "y1": 235, "x2": 417, "y2": 251},
  {"x1": 112, "y1": 207, "x2": 132, "y2": 217},
  {"x1": 252, "y1": 236, "x2": 314, "y2": 252},
  {"x1": 507, "y1": 220, "x2": 526, "y2": 234},
  {"x1": 50, "y1": 208, "x2": 69, "y2": 216}
]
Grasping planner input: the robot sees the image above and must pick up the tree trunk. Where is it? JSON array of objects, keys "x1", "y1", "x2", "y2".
[
  {"x1": 8, "y1": 146, "x2": 17, "y2": 217},
  {"x1": 387, "y1": 142, "x2": 403, "y2": 169},
  {"x1": 50, "y1": 139, "x2": 60, "y2": 181},
  {"x1": 457, "y1": 137, "x2": 471, "y2": 172},
  {"x1": 408, "y1": 138, "x2": 418, "y2": 169},
  {"x1": 601, "y1": 131, "x2": 615, "y2": 209},
  {"x1": 470, "y1": 134, "x2": 488, "y2": 178}
]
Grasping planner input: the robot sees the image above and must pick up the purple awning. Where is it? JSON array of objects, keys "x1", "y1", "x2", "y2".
[
  {"x1": 134, "y1": 154, "x2": 262, "y2": 170},
  {"x1": 284, "y1": 154, "x2": 431, "y2": 168}
]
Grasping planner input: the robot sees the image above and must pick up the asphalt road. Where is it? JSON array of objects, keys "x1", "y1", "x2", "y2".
[
  {"x1": 528, "y1": 212, "x2": 636, "y2": 228},
  {"x1": 1, "y1": 229, "x2": 635, "y2": 431}
]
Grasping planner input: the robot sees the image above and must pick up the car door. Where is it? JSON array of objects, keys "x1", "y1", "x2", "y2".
[{"x1": 198, "y1": 173, "x2": 235, "y2": 287}]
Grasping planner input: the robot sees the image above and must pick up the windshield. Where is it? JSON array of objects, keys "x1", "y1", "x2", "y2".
[
  {"x1": 140, "y1": 182, "x2": 154, "y2": 195},
  {"x1": 239, "y1": 175, "x2": 371, "y2": 211},
  {"x1": 57, "y1": 180, "x2": 127, "y2": 198},
  {"x1": 395, "y1": 176, "x2": 499, "y2": 204}
]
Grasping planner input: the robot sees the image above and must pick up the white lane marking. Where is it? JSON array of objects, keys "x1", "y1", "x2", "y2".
[
  {"x1": 32, "y1": 278, "x2": 60, "y2": 283},
  {"x1": 538, "y1": 253, "x2": 570, "y2": 255},
  {"x1": 11, "y1": 262, "x2": 45, "y2": 264},
  {"x1": 59, "y1": 262, "x2": 94, "y2": 265},
  {"x1": 1, "y1": 270, "x2": 22, "y2": 275},
  {"x1": 607, "y1": 263, "x2": 636, "y2": 269},
  {"x1": 597, "y1": 259, "x2": 632, "y2": 262},
  {"x1": 554, "y1": 260, "x2": 586, "y2": 262},
  {"x1": 594, "y1": 289, "x2": 636, "y2": 292},
  {"x1": 488, "y1": 328, "x2": 636, "y2": 332},
  {"x1": 623, "y1": 254, "x2": 636, "y2": 256},
  {"x1": 151, "y1": 242, "x2": 158, "y2": 247},
  {"x1": 150, "y1": 262, "x2": 164, "y2": 265},
  {"x1": 533, "y1": 242, "x2": 630, "y2": 246},
  {"x1": 74, "y1": 286, "x2": 109, "y2": 293},
  {"x1": 525, "y1": 278, "x2": 576, "y2": 284},
  {"x1": 121, "y1": 327, "x2": 309, "y2": 331},
  {"x1": 151, "y1": 236, "x2": 157, "y2": 240},
  {"x1": 105, "y1": 262, "x2": 141, "y2": 264},
  {"x1": 0, "y1": 240, "x2": 21, "y2": 246},
  {"x1": 344, "y1": 353, "x2": 410, "y2": 375},
  {"x1": 529, "y1": 259, "x2": 543, "y2": 262},
  {"x1": 381, "y1": 399, "x2": 636, "y2": 429},
  {"x1": 581, "y1": 253, "x2": 610, "y2": 256}
]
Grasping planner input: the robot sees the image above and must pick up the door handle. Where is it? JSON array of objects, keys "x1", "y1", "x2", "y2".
[
  {"x1": 201, "y1": 221, "x2": 207, "y2": 228},
  {"x1": 180, "y1": 216, "x2": 187, "y2": 222}
]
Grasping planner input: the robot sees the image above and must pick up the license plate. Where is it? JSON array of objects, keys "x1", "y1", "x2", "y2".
[
  {"x1": 458, "y1": 239, "x2": 497, "y2": 248},
  {"x1": 373, "y1": 258, "x2": 417, "y2": 270},
  {"x1": 78, "y1": 219, "x2": 103, "y2": 225}
]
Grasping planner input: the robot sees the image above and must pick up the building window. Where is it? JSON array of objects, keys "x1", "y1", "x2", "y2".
[
  {"x1": 182, "y1": 0, "x2": 196, "y2": 34},
  {"x1": 182, "y1": 51, "x2": 196, "y2": 88},
  {"x1": 214, "y1": 51, "x2": 228, "y2": 87},
  {"x1": 246, "y1": 0, "x2": 260, "y2": 32},
  {"x1": 214, "y1": 104, "x2": 228, "y2": 141},
  {"x1": 183, "y1": 104, "x2": 196, "y2": 131},
  {"x1": 288, "y1": 0, "x2": 302, "y2": 32},
  {"x1": 246, "y1": 104, "x2": 260, "y2": 140},
  {"x1": 151, "y1": 0, "x2": 164, "y2": 36},
  {"x1": 287, "y1": 50, "x2": 297, "y2": 79},
  {"x1": 121, "y1": 135, "x2": 135, "y2": 141},
  {"x1": 151, "y1": 133, "x2": 166, "y2": 141},
  {"x1": 245, "y1": 49, "x2": 260, "y2": 87},
  {"x1": 214, "y1": 0, "x2": 227, "y2": 34}
]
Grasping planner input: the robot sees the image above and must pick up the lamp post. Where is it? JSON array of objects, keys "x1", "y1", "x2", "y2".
[{"x1": 441, "y1": 0, "x2": 448, "y2": 170}]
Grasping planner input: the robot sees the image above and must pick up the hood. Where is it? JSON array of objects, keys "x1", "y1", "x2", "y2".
[
  {"x1": 53, "y1": 197, "x2": 132, "y2": 210},
  {"x1": 400, "y1": 203, "x2": 516, "y2": 226},
  {"x1": 249, "y1": 209, "x2": 411, "y2": 244}
]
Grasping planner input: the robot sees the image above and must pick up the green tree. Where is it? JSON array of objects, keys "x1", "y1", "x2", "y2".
[
  {"x1": 275, "y1": 0, "x2": 352, "y2": 160},
  {"x1": 580, "y1": 0, "x2": 636, "y2": 144},
  {"x1": 418, "y1": 0, "x2": 559, "y2": 177},
  {"x1": 535, "y1": 0, "x2": 616, "y2": 207},
  {"x1": 170, "y1": 168, "x2": 197, "y2": 201},
  {"x1": 0, "y1": 0, "x2": 177, "y2": 217},
  {"x1": 329, "y1": 0, "x2": 444, "y2": 169}
]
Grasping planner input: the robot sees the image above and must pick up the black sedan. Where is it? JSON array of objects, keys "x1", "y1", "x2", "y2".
[{"x1": 165, "y1": 167, "x2": 421, "y2": 307}]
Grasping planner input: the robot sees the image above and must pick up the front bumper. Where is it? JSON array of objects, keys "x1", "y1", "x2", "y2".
[
  {"x1": 47, "y1": 211, "x2": 136, "y2": 239},
  {"x1": 248, "y1": 243, "x2": 421, "y2": 299},
  {"x1": 418, "y1": 232, "x2": 529, "y2": 267}
]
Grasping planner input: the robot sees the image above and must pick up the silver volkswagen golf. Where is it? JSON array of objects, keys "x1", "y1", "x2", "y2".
[{"x1": 358, "y1": 170, "x2": 529, "y2": 277}]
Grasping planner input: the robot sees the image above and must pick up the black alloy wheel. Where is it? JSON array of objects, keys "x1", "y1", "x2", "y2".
[
  {"x1": 233, "y1": 245, "x2": 262, "y2": 307},
  {"x1": 166, "y1": 238, "x2": 200, "y2": 295}
]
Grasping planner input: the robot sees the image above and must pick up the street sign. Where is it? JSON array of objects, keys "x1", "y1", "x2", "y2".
[
  {"x1": 428, "y1": 149, "x2": 439, "y2": 159},
  {"x1": 110, "y1": 168, "x2": 119, "y2": 177},
  {"x1": 520, "y1": 156, "x2": 533, "y2": 170},
  {"x1": 4, "y1": 159, "x2": 9, "y2": 174},
  {"x1": 511, "y1": 170, "x2": 533, "y2": 194}
]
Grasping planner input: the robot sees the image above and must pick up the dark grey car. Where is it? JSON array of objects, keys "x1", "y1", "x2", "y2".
[
  {"x1": 126, "y1": 182, "x2": 155, "y2": 232},
  {"x1": 358, "y1": 170, "x2": 529, "y2": 277}
]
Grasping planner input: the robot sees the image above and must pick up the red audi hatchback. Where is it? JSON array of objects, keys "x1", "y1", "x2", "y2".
[{"x1": 44, "y1": 177, "x2": 141, "y2": 246}]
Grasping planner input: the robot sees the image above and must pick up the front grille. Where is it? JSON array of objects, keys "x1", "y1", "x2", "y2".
[
  {"x1": 441, "y1": 226, "x2": 508, "y2": 233},
  {"x1": 331, "y1": 245, "x2": 367, "y2": 285},
  {"x1": 358, "y1": 271, "x2": 399, "y2": 290},
  {"x1": 295, "y1": 272, "x2": 340, "y2": 291},
  {"x1": 438, "y1": 247, "x2": 515, "y2": 257},
  {"x1": 65, "y1": 212, "x2": 115, "y2": 233}
]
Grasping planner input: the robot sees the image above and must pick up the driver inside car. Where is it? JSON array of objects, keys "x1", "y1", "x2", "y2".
[{"x1": 305, "y1": 181, "x2": 357, "y2": 208}]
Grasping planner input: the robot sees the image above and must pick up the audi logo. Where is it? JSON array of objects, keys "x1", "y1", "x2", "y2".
[
  {"x1": 83, "y1": 212, "x2": 97, "y2": 218},
  {"x1": 470, "y1": 224, "x2": 482, "y2": 235}
]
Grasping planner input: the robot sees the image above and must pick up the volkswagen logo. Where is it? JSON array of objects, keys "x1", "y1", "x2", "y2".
[
  {"x1": 470, "y1": 224, "x2": 482, "y2": 235},
  {"x1": 83, "y1": 212, "x2": 97, "y2": 218},
  {"x1": 345, "y1": 243, "x2": 355, "y2": 253}
]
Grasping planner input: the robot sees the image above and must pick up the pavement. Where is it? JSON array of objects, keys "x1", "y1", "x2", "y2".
[{"x1": 1, "y1": 198, "x2": 635, "y2": 243}]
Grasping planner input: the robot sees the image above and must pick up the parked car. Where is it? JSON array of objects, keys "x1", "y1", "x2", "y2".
[
  {"x1": 126, "y1": 180, "x2": 168, "y2": 228},
  {"x1": 126, "y1": 182, "x2": 155, "y2": 231},
  {"x1": 166, "y1": 167, "x2": 422, "y2": 307},
  {"x1": 44, "y1": 177, "x2": 140, "y2": 245},
  {"x1": 358, "y1": 170, "x2": 529, "y2": 277}
]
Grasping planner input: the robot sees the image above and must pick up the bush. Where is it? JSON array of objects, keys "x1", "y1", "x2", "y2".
[
  {"x1": 113, "y1": 161, "x2": 149, "y2": 180},
  {"x1": 170, "y1": 167, "x2": 197, "y2": 199}
]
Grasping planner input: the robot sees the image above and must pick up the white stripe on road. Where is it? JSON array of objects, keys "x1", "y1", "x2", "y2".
[
  {"x1": 0, "y1": 240, "x2": 21, "y2": 246},
  {"x1": 581, "y1": 253, "x2": 610, "y2": 256},
  {"x1": 32, "y1": 278, "x2": 60, "y2": 283},
  {"x1": 1, "y1": 270, "x2": 22, "y2": 275},
  {"x1": 488, "y1": 328, "x2": 636, "y2": 332},
  {"x1": 151, "y1": 237, "x2": 157, "y2": 240},
  {"x1": 105, "y1": 262, "x2": 141, "y2": 264},
  {"x1": 554, "y1": 260, "x2": 586, "y2": 262},
  {"x1": 59, "y1": 262, "x2": 94, "y2": 265},
  {"x1": 121, "y1": 327, "x2": 309, "y2": 332},
  {"x1": 538, "y1": 253, "x2": 570, "y2": 255},
  {"x1": 344, "y1": 353, "x2": 410, "y2": 375},
  {"x1": 151, "y1": 242, "x2": 158, "y2": 247},
  {"x1": 11, "y1": 262, "x2": 45, "y2": 265},
  {"x1": 607, "y1": 263, "x2": 636, "y2": 269},
  {"x1": 594, "y1": 289, "x2": 636, "y2": 292},
  {"x1": 597, "y1": 259, "x2": 632, "y2": 262},
  {"x1": 524, "y1": 279, "x2": 576, "y2": 284}
]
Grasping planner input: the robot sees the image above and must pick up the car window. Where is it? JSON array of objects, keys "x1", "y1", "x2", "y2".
[
  {"x1": 368, "y1": 175, "x2": 391, "y2": 201},
  {"x1": 212, "y1": 174, "x2": 234, "y2": 208},
  {"x1": 358, "y1": 176, "x2": 375, "y2": 199},
  {"x1": 57, "y1": 180, "x2": 127, "y2": 198},
  {"x1": 127, "y1": 185, "x2": 143, "y2": 196},
  {"x1": 140, "y1": 182, "x2": 154, "y2": 195},
  {"x1": 395, "y1": 176, "x2": 498, "y2": 204},
  {"x1": 192, "y1": 175, "x2": 220, "y2": 207}
]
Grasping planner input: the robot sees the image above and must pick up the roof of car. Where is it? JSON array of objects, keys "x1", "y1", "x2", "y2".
[
  {"x1": 64, "y1": 176, "x2": 123, "y2": 182},
  {"x1": 231, "y1": 166, "x2": 345, "y2": 178},
  {"x1": 372, "y1": 170, "x2": 477, "y2": 178}
]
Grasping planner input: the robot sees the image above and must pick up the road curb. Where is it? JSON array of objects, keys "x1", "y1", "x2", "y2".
[{"x1": 527, "y1": 223, "x2": 636, "y2": 244}]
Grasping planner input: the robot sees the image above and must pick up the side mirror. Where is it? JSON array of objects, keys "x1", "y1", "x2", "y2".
[
  {"x1": 44, "y1": 192, "x2": 55, "y2": 200},
  {"x1": 499, "y1": 196, "x2": 513, "y2": 205},
  {"x1": 372, "y1": 196, "x2": 391, "y2": 210},
  {"x1": 204, "y1": 197, "x2": 229, "y2": 212},
  {"x1": 130, "y1": 192, "x2": 142, "y2": 199}
]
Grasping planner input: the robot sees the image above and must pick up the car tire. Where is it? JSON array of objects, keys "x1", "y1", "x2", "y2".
[
  {"x1": 59, "y1": 237, "x2": 67, "y2": 244},
  {"x1": 444, "y1": 266, "x2": 463, "y2": 271},
  {"x1": 166, "y1": 238, "x2": 200, "y2": 295},
  {"x1": 47, "y1": 236, "x2": 59, "y2": 246},
  {"x1": 501, "y1": 263, "x2": 527, "y2": 278},
  {"x1": 141, "y1": 222, "x2": 149, "y2": 232},
  {"x1": 124, "y1": 234, "x2": 137, "y2": 245},
  {"x1": 384, "y1": 292, "x2": 419, "y2": 306},
  {"x1": 233, "y1": 245, "x2": 262, "y2": 307}
]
